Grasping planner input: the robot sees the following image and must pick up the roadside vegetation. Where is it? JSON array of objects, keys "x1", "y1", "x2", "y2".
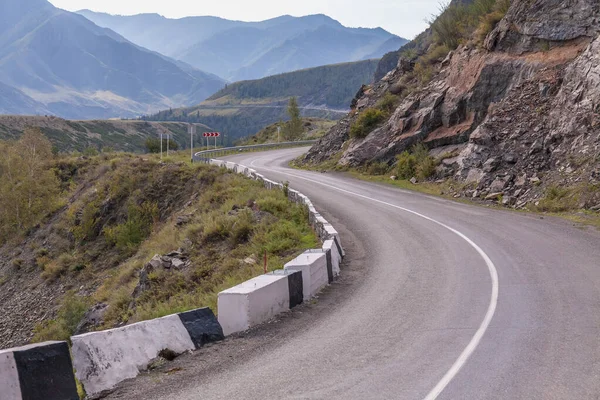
[
  {"x1": 237, "y1": 97, "x2": 336, "y2": 145},
  {"x1": 0, "y1": 131, "x2": 318, "y2": 344},
  {"x1": 238, "y1": 118, "x2": 336, "y2": 145}
]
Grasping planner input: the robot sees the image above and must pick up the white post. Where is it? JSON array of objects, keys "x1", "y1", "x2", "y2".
[
  {"x1": 277, "y1": 126, "x2": 281, "y2": 143},
  {"x1": 167, "y1": 134, "x2": 169, "y2": 157},
  {"x1": 215, "y1": 134, "x2": 217, "y2": 150},
  {"x1": 160, "y1": 133, "x2": 163, "y2": 160},
  {"x1": 189, "y1": 124, "x2": 193, "y2": 163}
]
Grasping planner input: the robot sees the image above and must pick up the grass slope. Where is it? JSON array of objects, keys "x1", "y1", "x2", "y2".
[
  {"x1": 0, "y1": 151, "x2": 318, "y2": 348},
  {"x1": 237, "y1": 118, "x2": 336, "y2": 145},
  {"x1": 0, "y1": 115, "x2": 211, "y2": 153}
]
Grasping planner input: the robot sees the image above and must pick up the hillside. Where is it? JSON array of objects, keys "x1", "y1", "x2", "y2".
[
  {"x1": 0, "y1": 134, "x2": 318, "y2": 349},
  {"x1": 0, "y1": 0, "x2": 224, "y2": 119},
  {"x1": 303, "y1": 0, "x2": 600, "y2": 213},
  {"x1": 145, "y1": 60, "x2": 379, "y2": 142},
  {"x1": 78, "y1": 11, "x2": 407, "y2": 81},
  {"x1": 237, "y1": 118, "x2": 337, "y2": 146},
  {"x1": 0, "y1": 115, "x2": 210, "y2": 153}
]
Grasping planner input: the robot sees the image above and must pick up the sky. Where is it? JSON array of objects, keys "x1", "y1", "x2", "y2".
[{"x1": 48, "y1": 0, "x2": 442, "y2": 39}]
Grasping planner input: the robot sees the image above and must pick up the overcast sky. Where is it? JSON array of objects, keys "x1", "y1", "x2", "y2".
[{"x1": 48, "y1": 0, "x2": 441, "y2": 39}]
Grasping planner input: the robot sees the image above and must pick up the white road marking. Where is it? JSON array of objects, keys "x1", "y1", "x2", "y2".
[{"x1": 249, "y1": 159, "x2": 499, "y2": 400}]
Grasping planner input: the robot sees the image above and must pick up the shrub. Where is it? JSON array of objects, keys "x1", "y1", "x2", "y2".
[
  {"x1": 416, "y1": 155, "x2": 438, "y2": 180},
  {"x1": 230, "y1": 210, "x2": 254, "y2": 245},
  {"x1": 104, "y1": 202, "x2": 158, "y2": 250},
  {"x1": 429, "y1": 0, "x2": 510, "y2": 49},
  {"x1": 414, "y1": 62, "x2": 434, "y2": 84},
  {"x1": 396, "y1": 151, "x2": 417, "y2": 179},
  {"x1": 535, "y1": 186, "x2": 578, "y2": 212},
  {"x1": 41, "y1": 253, "x2": 72, "y2": 281},
  {"x1": 375, "y1": 93, "x2": 400, "y2": 114},
  {"x1": 145, "y1": 138, "x2": 179, "y2": 154},
  {"x1": 420, "y1": 44, "x2": 452, "y2": 65},
  {"x1": 367, "y1": 162, "x2": 391, "y2": 176},
  {"x1": 83, "y1": 147, "x2": 99, "y2": 157},
  {"x1": 396, "y1": 144, "x2": 437, "y2": 180},
  {"x1": 33, "y1": 293, "x2": 89, "y2": 342},
  {"x1": 429, "y1": 2, "x2": 471, "y2": 49},
  {"x1": 350, "y1": 109, "x2": 386, "y2": 139}
]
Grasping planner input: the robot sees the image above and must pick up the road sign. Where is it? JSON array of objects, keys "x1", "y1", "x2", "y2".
[{"x1": 203, "y1": 132, "x2": 221, "y2": 137}]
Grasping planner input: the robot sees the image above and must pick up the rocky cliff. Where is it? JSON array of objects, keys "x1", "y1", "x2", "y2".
[{"x1": 304, "y1": 0, "x2": 600, "y2": 210}]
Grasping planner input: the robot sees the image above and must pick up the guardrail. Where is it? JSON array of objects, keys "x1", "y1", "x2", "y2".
[{"x1": 193, "y1": 140, "x2": 317, "y2": 162}]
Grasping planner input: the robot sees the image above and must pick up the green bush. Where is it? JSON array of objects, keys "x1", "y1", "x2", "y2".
[
  {"x1": 375, "y1": 93, "x2": 400, "y2": 114},
  {"x1": 83, "y1": 147, "x2": 99, "y2": 157},
  {"x1": 396, "y1": 151, "x2": 417, "y2": 179},
  {"x1": 396, "y1": 144, "x2": 438, "y2": 180},
  {"x1": 367, "y1": 161, "x2": 391, "y2": 176},
  {"x1": 33, "y1": 293, "x2": 89, "y2": 342},
  {"x1": 535, "y1": 186, "x2": 579, "y2": 212},
  {"x1": 145, "y1": 138, "x2": 179, "y2": 154},
  {"x1": 350, "y1": 109, "x2": 386, "y2": 139},
  {"x1": 104, "y1": 202, "x2": 158, "y2": 250}
]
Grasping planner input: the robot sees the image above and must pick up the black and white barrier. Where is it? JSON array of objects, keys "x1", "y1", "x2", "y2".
[
  {"x1": 214, "y1": 158, "x2": 345, "y2": 336},
  {"x1": 0, "y1": 341, "x2": 78, "y2": 400},
  {"x1": 218, "y1": 270, "x2": 303, "y2": 336},
  {"x1": 284, "y1": 251, "x2": 329, "y2": 301},
  {"x1": 71, "y1": 308, "x2": 223, "y2": 396}
]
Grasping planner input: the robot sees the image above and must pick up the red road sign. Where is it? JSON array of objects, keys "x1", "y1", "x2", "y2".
[{"x1": 203, "y1": 132, "x2": 221, "y2": 137}]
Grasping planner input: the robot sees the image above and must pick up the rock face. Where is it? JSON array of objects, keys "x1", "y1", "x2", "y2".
[
  {"x1": 304, "y1": 0, "x2": 600, "y2": 209},
  {"x1": 485, "y1": 0, "x2": 600, "y2": 53}
]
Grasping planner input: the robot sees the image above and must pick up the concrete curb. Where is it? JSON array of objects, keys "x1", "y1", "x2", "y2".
[
  {"x1": 71, "y1": 308, "x2": 223, "y2": 396},
  {"x1": 0, "y1": 341, "x2": 78, "y2": 400}
]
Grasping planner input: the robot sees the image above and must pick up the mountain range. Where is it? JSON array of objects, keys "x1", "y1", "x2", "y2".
[
  {"x1": 77, "y1": 11, "x2": 407, "y2": 82},
  {"x1": 0, "y1": 0, "x2": 225, "y2": 119}
]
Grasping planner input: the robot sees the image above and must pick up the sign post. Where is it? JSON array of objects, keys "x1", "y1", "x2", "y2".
[
  {"x1": 203, "y1": 132, "x2": 221, "y2": 151},
  {"x1": 188, "y1": 124, "x2": 196, "y2": 163}
]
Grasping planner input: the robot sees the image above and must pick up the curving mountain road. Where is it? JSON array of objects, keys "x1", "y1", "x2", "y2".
[{"x1": 110, "y1": 147, "x2": 600, "y2": 400}]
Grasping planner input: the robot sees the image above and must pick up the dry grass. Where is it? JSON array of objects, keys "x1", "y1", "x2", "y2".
[{"x1": 31, "y1": 151, "x2": 319, "y2": 339}]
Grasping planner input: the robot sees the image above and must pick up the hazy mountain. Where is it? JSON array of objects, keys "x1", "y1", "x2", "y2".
[
  {"x1": 77, "y1": 10, "x2": 407, "y2": 81},
  {"x1": 0, "y1": 0, "x2": 225, "y2": 119},
  {"x1": 0, "y1": 82, "x2": 50, "y2": 115}
]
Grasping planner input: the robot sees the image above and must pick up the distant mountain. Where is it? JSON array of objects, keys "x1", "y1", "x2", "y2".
[
  {"x1": 144, "y1": 59, "x2": 380, "y2": 141},
  {"x1": 77, "y1": 10, "x2": 407, "y2": 81},
  {"x1": 0, "y1": 0, "x2": 225, "y2": 119}
]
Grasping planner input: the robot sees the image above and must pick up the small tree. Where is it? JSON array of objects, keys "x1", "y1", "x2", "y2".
[
  {"x1": 284, "y1": 97, "x2": 303, "y2": 141},
  {"x1": 0, "y1": 128, "x2": 60, "y2": 242},
  {"x1": 145, "y1": 138, "x2": 179, "y2": 154}
]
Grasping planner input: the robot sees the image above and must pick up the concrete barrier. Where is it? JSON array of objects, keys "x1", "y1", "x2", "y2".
[
  {"x1": 284, "y1": 251, "x2": 329, "y2": 301},
  {"x1": 213, "y1": 158, "x2": 345, "y2": 336},
  {"x1": 218, "y1": 270, "x2": 303, "y2": 336},
  {"x1": 72, "y1": 308, "x2": 223, "y2": 396},
  {"x1": 323, "y1": 239, "x2": 342, "y2": 278},
  {"x1": 0, "y1": 341, "x2": 78, "y2": 400}
]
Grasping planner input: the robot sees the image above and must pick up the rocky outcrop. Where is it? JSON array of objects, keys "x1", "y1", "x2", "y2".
[
  {"x1": 485, "y1": 0, "x2": 600, "y2": 53},
  {"x1": 304, "y1": 0, "x2": 600, "y2": 210}
]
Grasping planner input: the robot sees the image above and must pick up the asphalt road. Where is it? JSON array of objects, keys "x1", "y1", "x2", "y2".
[{"x1": 110, "y1": 147, "x2": 600, "y2": 400}]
